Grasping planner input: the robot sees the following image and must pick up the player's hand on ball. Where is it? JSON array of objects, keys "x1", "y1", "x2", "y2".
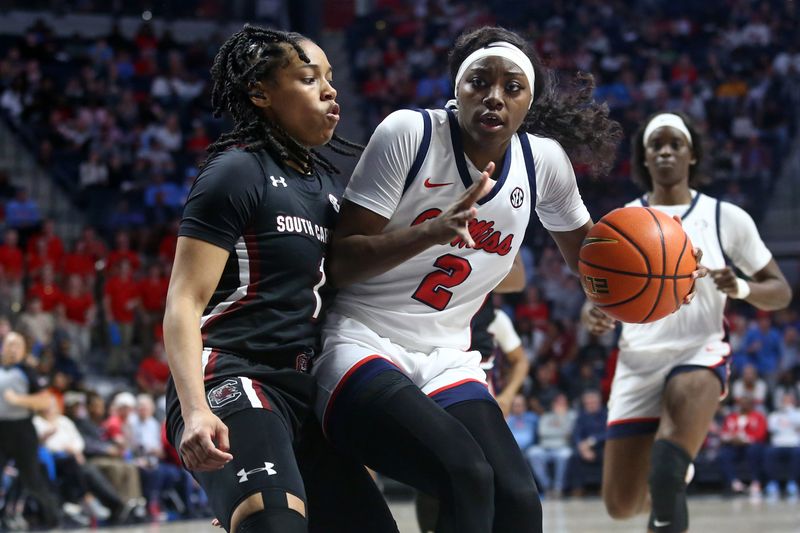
[
  {"x1": 180, "y1": 408, "x2": 233, "y2": 472},
  {"x1": 683, "y1": 247, "x2": 709, "y2": 305},
  {"x1": 428, "y1": 162, "x2": 494, "y2": 246},
  {"x1": 581, "y1": 303, "x2": 617, "y2": 335}
]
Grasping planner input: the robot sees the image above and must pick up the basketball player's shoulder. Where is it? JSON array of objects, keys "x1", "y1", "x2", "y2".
[
  {"x1": 199, "y1": 148, "x2": 268, "y2": 187},
  {"x1": 524, "y1": 134, "x2": 572, "y2": 175},
  {"x1": 375, "y1": 108, "x2": 445, "y2": 136}
]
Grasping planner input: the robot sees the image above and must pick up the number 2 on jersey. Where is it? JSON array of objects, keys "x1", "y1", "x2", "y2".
[{"x1": 412, "y1": 254, "x2": 472, "y2": 311}]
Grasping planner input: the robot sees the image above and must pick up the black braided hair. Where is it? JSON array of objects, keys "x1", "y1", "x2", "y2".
[
  {"x1": 630, "y1": 111, "x2": 708, "y2": 191},
  {"x1": 448, "y1": 27, "x2": 622, "y2": 176},
  {"x1": 207, "y1": 24, "x2": 361, "y2": 174}
]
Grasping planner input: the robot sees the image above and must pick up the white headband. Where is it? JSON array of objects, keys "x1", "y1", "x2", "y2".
[
  {"x1": 643, "y1": 113, "x2": 692, "y2": 147},
  {"x1": 453, "y1": 41, "x2": 536, "y2": 109}
]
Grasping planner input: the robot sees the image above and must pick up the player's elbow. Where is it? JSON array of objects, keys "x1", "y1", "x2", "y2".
[{"x1": 776, "y1": 284, "x2": 793, "y2": 310}]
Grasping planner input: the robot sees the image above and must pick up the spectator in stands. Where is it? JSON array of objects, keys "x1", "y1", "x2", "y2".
[
  {"x1": 103, "y1": 391, "x2": 135, "y2": 449},
  {"x1": 719, "y1": 396, "x2": 768, "y2": 497},
  {"x1": 62, "y1": 240, "x2": 96, "y2": 282},
  {"x1": 76, "y1": 226, "x2": 108, "y2": 265},
  {"x1": 25, "y1": 234, "x2": 56, "y2": 281},
  {"x1": 4, "y1": 187, "x2": 41, "y2": 238},
  {"x1": 138, "y1": 262, "x2": 168, "y2": 349},
  {"x1": 58, "y1": 274, "x2": 95, "y2": 362},
  {"x1": 78, "y1": 150, "x2": 110, "y2": 191},
  {"x1": 17, "y1": 295, "x2": 55, "y2": 352},
  {"x1": 128, "y1": 393, "x2": 168, "y2": 517},
  {"x1": 79, "y1": 392, "x2": 144, "y2": 517},
  {"x1": 137, "y1": 341, "x2": 169, "y2": 398},
  {"x1": 507, "y1": 393, "x2": 538, "y2": 452},
  {"x1": 27, "y1": 263, "x2": 63, "y2": 312},
  {"x1": 106, "y1": 230, "x2": 141, "y2": 272},
  {"x1": 568, "y1": 389, "x2": 607, "y2": 496},
  {"x1": 26, "y1": 219, "x2": 63, "y2": 264},
  {"x1": 779, "y1": 326, "x2": 799, "y2": 375},
  {"x1": 33, "y1": 395, "x2": 122, "y2": 522},
  {"x1": 526, "y1": 392, "x2": 575, "y2": 498},
  {"x1": 764, "y1": 391, "x2": 800, "y2": 499},
  {"x1": 0, "y1": 228, "x2": 24, "y2": 309},
  {"x1": 742, "y1": 313, "x2": 784, "y2": 380},
  {"x1": 731, "y1": 363, "x2": 768, "y2": 409},
  {"x1": 529, "y1": 360, "x2": 561, "y2": 414},
  {"x1": 515, "y1": 285, "x2": 549, "y2": 328},
  {"x1": 103, "y1": 259, "x2": 140, "y2": 374}
]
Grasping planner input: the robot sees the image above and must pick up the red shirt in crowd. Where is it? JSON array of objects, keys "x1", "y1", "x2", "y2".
[
  {"x1": 61, "y1": 292, "x2": 94, "y2": 325},
  {"x1": 139, "y1": 275, "x2": 169, "y2": 313},
  {"x1": 25, "y1": 250, "x2": 57, "y2": 281},
  {"x1": 27, "y1": 282, "x2": 64, "y2": 312},
  {"x1": 106, "y1": 250, "x2": 141, "y2": 272},
  {"x1": 26, "y1": 234, "x2": 64, "y2": 264},
  {"x1": 137, "y1": 355, "x2": 170, "y2": 391},
  {"x1": 720, "y1": 409, "x2": 768, "y2": 444},
  {"x1": 104, "y1": 274, "x2": 140, "y2": 323},
  {"x1": 62, "y1": 251, "x2": 95, "y2": 278},
  {"x1": 0, "y1": 243, "x2": 23, "y2": 280}
]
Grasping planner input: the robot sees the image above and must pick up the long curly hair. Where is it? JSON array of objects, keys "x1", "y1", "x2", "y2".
[
  {"x1": 630, "y1": 111, "x2": 708, "y2": 191},
  {"x1": 448, "y1": 27, "x2": 622, "y2": 176},
  {"x1": 206, "y1": 25, "x2": 361, "y2": 173}
]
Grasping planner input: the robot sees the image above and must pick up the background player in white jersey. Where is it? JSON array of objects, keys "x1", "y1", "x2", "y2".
[
  {"x1": 312, "y1": 26, "x2": 622, "y2": 533},
  {"x1": 582, "y1": 112, "x2": 793, "y2": 533}
]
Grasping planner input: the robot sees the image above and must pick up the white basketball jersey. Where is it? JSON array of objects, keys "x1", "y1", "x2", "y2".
[
  {"x1": 333, "y1": 108, "x2": 589, "y2": 353},
  {"x1": 618, "y1": 192, "x2": 772, "y2": 353}
]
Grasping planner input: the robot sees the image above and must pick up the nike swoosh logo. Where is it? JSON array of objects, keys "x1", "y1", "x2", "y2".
[
  {"x1": 424, "y1": 178, "x2": 453, "y2": 188},
  {"x1": 653, "y1": 519, "x2": 671, "y2": 527}
]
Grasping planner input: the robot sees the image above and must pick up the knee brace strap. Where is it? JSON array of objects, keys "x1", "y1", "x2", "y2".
[{"x1": 648, "y1": 439, "x2": 691, "y2": 533}]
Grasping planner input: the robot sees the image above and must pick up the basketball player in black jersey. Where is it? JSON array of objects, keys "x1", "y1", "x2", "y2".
[{"x1": 163, "y1": 26, "x2": 396, "y2": 533}]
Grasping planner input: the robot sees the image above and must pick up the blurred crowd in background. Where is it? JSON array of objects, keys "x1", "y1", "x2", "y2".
[{"x1": 0, "y1": 0, "x2": 798, "y2": 527}]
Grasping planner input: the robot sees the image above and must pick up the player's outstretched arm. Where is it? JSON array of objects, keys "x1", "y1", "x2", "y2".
[
  {"x1": 328, "y1": 165, "x2": 494, "y2": 287},
  {"x1": 163, "y1": 236, "x2": 233, "y2": 472},
  {"x1": 548, "y1": 220, "x2": 593, "y2": 274},
  {"x1": 710, "y1": 259, "x2": 792, "y2": 311}
]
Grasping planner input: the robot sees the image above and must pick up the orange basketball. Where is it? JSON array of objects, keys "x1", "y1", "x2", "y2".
[{"x1": 578, "y1": 206, "x2": 696, "y2": 324}]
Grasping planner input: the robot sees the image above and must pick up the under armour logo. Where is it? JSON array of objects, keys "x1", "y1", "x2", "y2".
[
  {"x1": 237, "y1": 462, "x2": 277, "y2": 483},
  {"x1": 270, "y1": 175, "x2": 287, "y2": 188},
  {"x1": 328, "y1": 194, "x2": 340, "y2": 213}
]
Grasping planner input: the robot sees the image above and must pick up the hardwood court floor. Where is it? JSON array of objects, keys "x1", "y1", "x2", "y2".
[{"x1": 77, "y1": 496, "x2": 800, "y2": 533}]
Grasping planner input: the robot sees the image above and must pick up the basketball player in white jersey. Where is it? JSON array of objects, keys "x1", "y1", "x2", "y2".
[
  {"x1": 582, "y1": 112, "x2": 792, "y2": 533},
  {"x1": 311, "y1": 26, "x2": 622, "y2": 533}
]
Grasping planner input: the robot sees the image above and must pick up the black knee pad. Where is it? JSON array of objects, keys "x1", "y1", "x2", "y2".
[
  {"x1": 648, "y1": 439, "x2": 691, "y2": 533},
  {"x1": 237, "y1": 507, "x2": 306, "y2": 533}
]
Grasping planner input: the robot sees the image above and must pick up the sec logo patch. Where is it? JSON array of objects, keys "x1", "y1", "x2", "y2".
[{"x1": 510, "y1": 187, "x2": 524, "y2": 208}]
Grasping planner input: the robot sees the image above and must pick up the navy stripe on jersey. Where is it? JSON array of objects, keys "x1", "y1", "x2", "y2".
[
  {"x1": 715, "y1": 199, "x2": 732, "y2": 265},
  {"x1": 640, "y1": 192, "x2": 700, "y2": 220},
  {"x1": 403, "y1": 109, "x2": 433, "y2": 193},
  {"x1": 444, "y1": 108, "x2": 512, "y2": 205},
  {"x1": 518, "y1": 132, "x2": 537, "y2": 191}
]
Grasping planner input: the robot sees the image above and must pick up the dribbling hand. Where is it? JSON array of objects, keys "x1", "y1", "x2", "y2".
[
  {"x1": 427, "y1": 162, "x2": 495, "y2": 246},
  {"x1": 180, "y1": 408, "x2": 233, "y2": 472}
]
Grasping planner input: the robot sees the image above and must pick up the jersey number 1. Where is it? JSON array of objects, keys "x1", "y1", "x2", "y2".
[{"x1": 412, "y1": 254, "x2": 472, "y2": 311}]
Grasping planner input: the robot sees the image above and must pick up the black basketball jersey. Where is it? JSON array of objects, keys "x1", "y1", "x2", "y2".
[
  {"x1": 179, "y1": 148, "x2": 342, "y2": 370},
  {"x1": 469, "y1": 296, "x2": 496, "y2": 361}
]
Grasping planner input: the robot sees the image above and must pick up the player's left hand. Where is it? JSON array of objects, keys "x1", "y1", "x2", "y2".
[
  {"x1": 683, "y1": 247, "x2": 708, "y2": 305},
  {"x1": 708, "y1": 266, "x2": 739, "y2": 296}
]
